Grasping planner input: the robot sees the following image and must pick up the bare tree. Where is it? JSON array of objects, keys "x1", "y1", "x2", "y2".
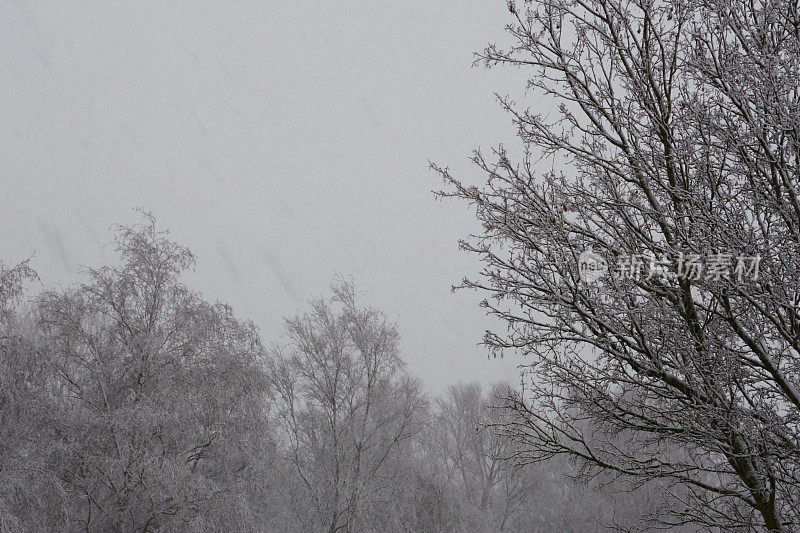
[
  {"x1": 435, "y1": 0, "x2": 800, "y2": 529},
  {"x1": 33, "y1": 214, "x2": 274, "y2": 531},
  {"x1": 427, "y1": 382, "x2": 529, "y2": 530},
  {"x1": 270, "y1": 281, "x2": 427, "y2": 532},
  {"x1": 0, "y1": 261, "x2": 70, "y2": 531}
]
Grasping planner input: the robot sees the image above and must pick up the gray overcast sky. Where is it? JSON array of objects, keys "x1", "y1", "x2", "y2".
[{"x1": 1, "y1": 1, "x2": 535, "y2": 392}]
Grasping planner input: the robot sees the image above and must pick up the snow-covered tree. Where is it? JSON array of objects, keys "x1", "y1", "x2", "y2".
[
  {"x1": 436, "y1": 0, "x2": 800, "y2": 529},
  {"x1": 270, "y1": 281, "x2": 427, "y2": 532}
]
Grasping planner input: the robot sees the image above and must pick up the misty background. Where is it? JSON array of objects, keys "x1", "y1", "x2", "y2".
[{"x1": 0, "y1": 1, "x2": 534, "y2": 391}]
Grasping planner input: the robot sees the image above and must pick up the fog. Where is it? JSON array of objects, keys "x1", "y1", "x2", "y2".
[{"x1": 1, "y1": 1, "x2": 530, "y2": 391}]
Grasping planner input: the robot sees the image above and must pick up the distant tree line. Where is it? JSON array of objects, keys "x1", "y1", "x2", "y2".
[{"x1": 0, "y1": 215, "x2": 674, "y2": 532}]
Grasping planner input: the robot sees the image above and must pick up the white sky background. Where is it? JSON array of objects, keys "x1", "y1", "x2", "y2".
[{"x1": 1, "y1": 1, "x2": 538, "y2": 393}]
